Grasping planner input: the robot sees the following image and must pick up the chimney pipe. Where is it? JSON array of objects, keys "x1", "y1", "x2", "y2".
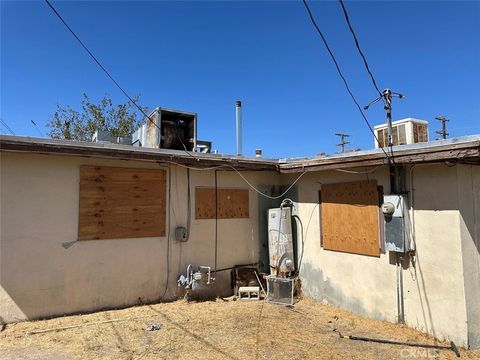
[{"x1": 236, "y1": 100, "x2": 242, "y2": 156}]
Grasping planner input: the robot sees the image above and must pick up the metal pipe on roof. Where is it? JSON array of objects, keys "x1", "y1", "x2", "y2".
[{"x1": 236, "y1": 101, "x2": 242, "y2": 156}]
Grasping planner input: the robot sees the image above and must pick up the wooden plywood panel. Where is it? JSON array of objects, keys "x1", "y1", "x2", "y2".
[
  {"x1": 321, "y1": 180, "x2": 380, "y2": 257},
  {"x1": 195, "y1": 188, "x2": 249, "y2": 219},
  {"x1": 78, "y1": 166, "x2": 166, "y2": 240}
]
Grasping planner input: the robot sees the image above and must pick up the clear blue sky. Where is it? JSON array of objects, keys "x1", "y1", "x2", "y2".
[{"x1": 1, "y1": 1, "x2": 479, "y2": 157}]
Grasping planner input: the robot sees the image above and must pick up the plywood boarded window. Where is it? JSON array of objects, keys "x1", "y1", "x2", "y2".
[
  {"x1": 78, "y1": 166, "x2": 166, "y2": 240},
  {"x1": 320, "y1": 180, "x2": 380, "y2": 257},
  {"x1": 195, "y1": 188, "x2": 249, "y2": 219}
]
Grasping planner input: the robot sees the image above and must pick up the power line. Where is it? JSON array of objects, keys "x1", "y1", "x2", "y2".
[
  {"x1": 44, "y1": 2, "x2": 160, "y2": 133},
  {"x1": 0, "y1": 124, "x2": 10, "y2": 135},
  {"x1": 46, "y1": 0, "x2": 304, "y2": 201},
  {"x1": 0, "y1": 118, "x2": 15, "y2": 135},
  {"x1": 31, "y1": 120, "x2": 44, "y2": 137},
  {"x1": 44, "y1": 0, "x2": 199, "y2": 159},
  {"x1": 338, "y1": 0, "x2": 382, "y2": 96},
  {"x1": 301, "y1": 0, "x2": 390, "y2": 162},
  {"x1": 337, "y1": 0, "x2": 403, "y2": 165}
]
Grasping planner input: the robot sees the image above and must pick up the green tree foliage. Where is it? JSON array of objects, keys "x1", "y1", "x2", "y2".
[{"x1": 46, "y1": 93, "x2": 148, "y2": 141}]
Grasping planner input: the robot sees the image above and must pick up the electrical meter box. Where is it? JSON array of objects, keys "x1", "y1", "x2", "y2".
[{"x1": 383, "y1": 194, "x2": 410, "y2": 253}]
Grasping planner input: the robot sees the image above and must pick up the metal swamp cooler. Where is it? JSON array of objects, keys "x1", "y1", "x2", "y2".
[{"x1": 266, "y1": 205, "x2": 296, "y2": 306}]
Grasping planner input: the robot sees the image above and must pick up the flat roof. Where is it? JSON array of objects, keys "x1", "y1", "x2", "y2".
[
  {"x1": 0, "y1": 135, "x2": 279, "y2": 171},
  {"x1": 1, "y1": 134, "x2": 479, "y2": 173}
]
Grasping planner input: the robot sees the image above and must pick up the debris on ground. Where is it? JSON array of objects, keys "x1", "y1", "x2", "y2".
[
  {"x1": 145, "y1": 323, "x2": 162, "y2": 332},
  {"x1": 0, "y1": 298, "x2": 478, "y2": 360}
]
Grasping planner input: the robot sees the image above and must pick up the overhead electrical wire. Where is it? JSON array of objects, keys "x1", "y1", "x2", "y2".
[
  {"x1": 338, "y1": 0, "x2": 382, "y2": 96},
  {"x1": 46, "y1": 0, "x2": 306, "y2": 199},
  {"x1": 44, "y1": 0, "x2": 163, "y2": 135},
  {"x1": 45, "y1": 0, "x2": 201, "y2": 162},
  {"x1": 0, "y1": 118, "x2": 15, "y2": 135},
  {"x1": 301, "y1": 0, "x2": 391, "y2": 162},
  {"x1": 337, "y1": 0, "x2": 402, "y2": 167}
]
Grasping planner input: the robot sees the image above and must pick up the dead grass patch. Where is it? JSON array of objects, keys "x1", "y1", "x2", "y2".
[{"x1": 1, "y1": 298, "x2": 478, "y2": 360}]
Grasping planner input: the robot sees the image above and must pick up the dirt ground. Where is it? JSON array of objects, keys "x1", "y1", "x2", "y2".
[{"x1": 1, "y1": 298, "x2": 478, "y2": 360}]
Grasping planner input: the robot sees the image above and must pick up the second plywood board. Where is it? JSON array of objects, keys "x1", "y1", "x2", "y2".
[
  {"x1": 320, "y1": 180, "x2": 380, "y2": 257},
  {"x1": 195, "y1": 188, "x2": 249, "y2": 219}
]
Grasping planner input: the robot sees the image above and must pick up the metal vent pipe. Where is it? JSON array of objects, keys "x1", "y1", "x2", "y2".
[{"x1": 236, "y1": 100, "x2": 242, "y2": 156}]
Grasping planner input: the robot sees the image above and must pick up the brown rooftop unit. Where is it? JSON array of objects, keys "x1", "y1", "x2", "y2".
[{"x1": 134, "y1": 107, "x2": 197, "y2": 151}]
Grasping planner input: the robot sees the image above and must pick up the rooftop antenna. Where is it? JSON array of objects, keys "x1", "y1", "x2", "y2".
[
  {"x1": 435, "y1": 116, "x2": 449, "y2": 140},
  {"x1": 335, "y1": 133, "x2": 350, "y2": 153},
  {"x1": 364, "y1": 88, "x2": 404, "y2": 149}
]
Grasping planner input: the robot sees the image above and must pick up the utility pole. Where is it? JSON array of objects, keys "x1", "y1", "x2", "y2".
[
  {"x1": 335, "y1": 133, "x2": 350, "y2": 153},
  {"x1": 435, "y1": 116, "x2": 449, "y2": 139},
  {"x1": 365, "y1": 88, "x2": 406, "y2": 326},
  {"x1": 364, "y1": 88, "x2": 404, "y2": 193},
  {"x1": 364, "y1": 89, "x2": 405, "y2": 149}
]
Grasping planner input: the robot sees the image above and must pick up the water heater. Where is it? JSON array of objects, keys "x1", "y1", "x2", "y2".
[{"x1": 268, "y1": 207, "x2": 295, "y2": 276}]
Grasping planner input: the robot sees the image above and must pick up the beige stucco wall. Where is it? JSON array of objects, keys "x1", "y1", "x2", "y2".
[
  {"x1": 1, "y1": 151, "x2": 478, "y2": 348},
  {"x1": 292, "y1": 164, "x2": 478, "y2": 347},
  {"x1": 0, "y1": 152, "x2": 280, "y2": 322},
  {"x1": 457, "y1": 164, "x2": 480, "y2": 348}
]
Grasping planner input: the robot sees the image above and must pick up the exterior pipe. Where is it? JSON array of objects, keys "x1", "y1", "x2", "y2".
[
  {"x1": 409, "y1": 164, "x2": 417, "y2": 251},
  {"x1": 236, "y1": 100, "x2": 242, "y2": 156},
  {"x1": 397, "y1": 254, "x2": 405, "y2": 324}
]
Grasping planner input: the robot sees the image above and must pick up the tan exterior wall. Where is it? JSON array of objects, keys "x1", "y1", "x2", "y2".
[
  {"x1": 293, "y1": 164, "x2": 478, "y2": 348},
  {"x1": 0, "y1": 152, "x2": 280, "y2": 322},
  {"x1": 1, "y1": 151, "x2": 478, "y2": 348},
  {"x1": 457, "y1": 165, "x2": 480, "y2": 348}
]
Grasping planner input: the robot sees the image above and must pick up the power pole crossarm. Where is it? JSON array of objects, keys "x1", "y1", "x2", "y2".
[
  {"x1": 364, "y1": 88, "x2": 405, "y2": 194},
  {"x1": 335, "y1": 133, "x2": 350, "y2": 153},
  {"x1": 435, "y1": 116, "x2": 449, "y2": 140},
  {"x1": 364, "y1": 89, "x2": 404, "y2": 148}
]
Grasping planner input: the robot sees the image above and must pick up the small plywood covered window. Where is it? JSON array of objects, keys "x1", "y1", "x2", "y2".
[
  {"x1": 195, "y1": 188, "x2": 249, "y2": 219},
  {"x1": 320, "y1": 180, "x2": 380, "y2": 257},
  {"x1": 78, "y1": 166, "x2": 166, "y2": 240}
]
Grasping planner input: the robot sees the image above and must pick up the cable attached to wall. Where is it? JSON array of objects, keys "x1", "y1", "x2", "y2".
[
  {"x1": 292, "y1": 214, "x2": 304, "y2": 274},
  {"x1": 163, "y1": 160, "x2": 306, "y2": 200},
  {"x1": 214, "y1": 170, "x2": 218, "y2": 273},
  {"x1": 158, "y1": 165, "x2": 172, "y2": 301},
  {"x1": 334, "y1": 165, "x2": 382, "y2": 174},
  {"x1": 186, "y1": 167, "x2": 191, "y2": 240}
]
